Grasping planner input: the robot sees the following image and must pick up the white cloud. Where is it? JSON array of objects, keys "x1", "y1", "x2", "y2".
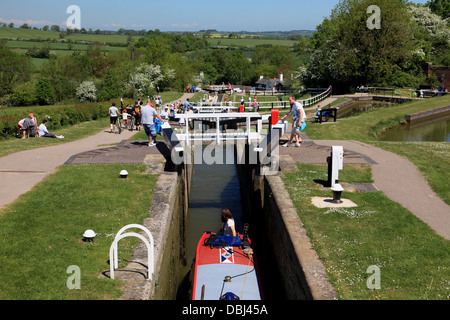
[
  {"x1": 171, "y1": 23, "x2": 198, "y2": 29},
  {"x1": 102, "y1": 23, "x2": 127, "y2": 28},
  {"x1": 0, "y1": 17, "x2": 56, "y2": 26}
]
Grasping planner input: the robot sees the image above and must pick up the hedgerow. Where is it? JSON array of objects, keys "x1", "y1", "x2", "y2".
[{"x1": 0, "y1": 102, "x2": 109, "y2": 140}]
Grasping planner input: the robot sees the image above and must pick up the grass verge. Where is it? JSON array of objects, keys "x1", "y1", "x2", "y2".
[
  {"x1": 303, "y1": 95, "x2": 450, "y2": 204},
  {"x1": 305, "y1": 95, "x2": 450, "y2": 141},
  {"x1": 0, "y1": 164, "x2": 158, "y2": 300},
  {"x1": 282, "y1": 164, "x2": 450, "y2": 300},
  {"x1": 0, "y1": 118, "x2": 110, "y2": 158}
]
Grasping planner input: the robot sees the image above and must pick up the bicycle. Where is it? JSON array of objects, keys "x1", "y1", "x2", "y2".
[
  {"x1": 129, "y1": 115, "x2": 135, "y2": 131},
  {"x1": 116, "y1": 117, "x2": 122, "y2": 134}
]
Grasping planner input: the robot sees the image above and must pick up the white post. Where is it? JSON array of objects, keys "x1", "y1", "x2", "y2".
[
  {"x1": 330, "y1": 146, "x2": 344, "y2": 188},
  {"x1": 246, "y1": 116, "x2": 251, "y2": 144},
  {"x1": 216, "y1": 116, "x2": 220, "y2": 145},
  {"x1": 185, "y1": 114, "x2": 190, "y2": 146}
]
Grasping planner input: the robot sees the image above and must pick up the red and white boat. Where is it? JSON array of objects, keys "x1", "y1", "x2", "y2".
[{"x1": 191, "y1": 227, "x2": 264, "y2": 300}]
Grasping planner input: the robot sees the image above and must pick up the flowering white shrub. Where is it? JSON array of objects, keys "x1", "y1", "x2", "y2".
[
  {"x1": 76, "y1": 81, "x2": 97, "y2": 102},
  {"x1": 128, "y1": 64, "x2": 165, "y2": 96},
  {"x1": 408, "y1": 5, "x2": 450, "y2": 44}
]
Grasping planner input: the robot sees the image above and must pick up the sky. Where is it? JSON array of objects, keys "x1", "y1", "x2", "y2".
[{"x1": 0, "y1": 0, "x2": 429, "y2": 32}]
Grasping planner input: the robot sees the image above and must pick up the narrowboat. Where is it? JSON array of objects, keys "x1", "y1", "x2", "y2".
[{"x1": 191, "y1": 226, "x2": 263, "y2": 300}]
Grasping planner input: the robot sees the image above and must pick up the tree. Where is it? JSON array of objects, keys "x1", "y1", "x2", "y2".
[
  {"x1": 408, "y1": 4, "x2": 450, "y2": 65},
  {"x1": 0, "y1": 47, "x2": 33, "y2": 96},
  {"x1": 97, "y1": 69, "x2": 125, "y2": 101},
  {"x1": 9, "y1": 82, "x2": 36, "y2": 106},
  {"x1": 35, "y1": 78, "x2": 56, "y2": 105},
  {"x1": 304, "y1": 0, "x2": 419, "y2": 91},
  {"x1": 223, "y1": 50, "x2": 253, "y2": 85},
  {"x1": 252, "y1": 46, "x2": 296, "y2": 80},
  {"x1": 427, "y1": 0, "x2": 450, "y2": 19},
  {"x1": 25, "y1": 45, "x2": 51, "y2": 59}
]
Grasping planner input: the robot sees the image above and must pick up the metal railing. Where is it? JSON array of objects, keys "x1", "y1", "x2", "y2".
[
  {"x1": 173, "y1": 112, "x2": 263, "y2": 145},
  {"x1": 192, "y1": 86, "x2": 332, "y2": 112},
  {"x1": 109, "y1": 224, "x2": 154, "y2": 281},
  {"x1": 357, "y1": 86, "x2": 449, "y2": 99}
]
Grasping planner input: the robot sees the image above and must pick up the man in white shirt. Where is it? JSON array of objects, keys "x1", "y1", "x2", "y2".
[
  {"x1": 141, "y1": 100, "x2": 166, "y2": 146},
  {"x1": 160, "y1": 106, "x2": 170, "y2": 120},
  {"x1": 39, "y1": 119, "x2": 63, "y2": 139},
  {"x1": 281, "y1": 96, "x2": 306, "y2": 147}
]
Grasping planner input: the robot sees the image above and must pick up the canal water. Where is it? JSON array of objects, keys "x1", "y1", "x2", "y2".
[
  {"x1": 379, "y1": 114, "x2": 450, "y2": 142},
  {"x1": 337, "y1": 100, "x2": 394, "y2": 118},
  {"x1": 177, "y1": 144, "x2": 245, "y2": 298},
  {"x1": 338, "y1": 100, "x2": 450, "y2": 142},
  {"x1": 185, "y1": 145, "x2": 244, "y2": 266}
]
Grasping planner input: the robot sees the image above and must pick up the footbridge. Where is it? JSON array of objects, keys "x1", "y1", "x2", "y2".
[{"x1": 160, "y1": 87, "x2": 331, "y2": 165}]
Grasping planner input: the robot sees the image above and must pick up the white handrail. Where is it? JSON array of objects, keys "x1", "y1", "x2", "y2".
[
  {"x1": 193, "y1": 87, "x2": 332, "y2": 111},
  {"x1": 175, "y1": 112, "x2": 261, "y2": 145},
  {"x1": 109, "y1": 224, "x2": 154, "y2": 281}
]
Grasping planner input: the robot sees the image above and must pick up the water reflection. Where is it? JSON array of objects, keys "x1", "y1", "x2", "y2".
[
  {"x1": 185, "y1": 144, "x2": 243, "y2": 271},
  {"x1": 338, "y1": 101, "x2": 394, "y2": 118}
]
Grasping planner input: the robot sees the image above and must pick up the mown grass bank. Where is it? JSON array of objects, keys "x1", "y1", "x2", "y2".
[
  {"x1": 283, "y1": 164, "x2": 450, "y2": 300},
  {"x1": 280, "y1": 95, "x2": 450, "y2": 299},
  {"x1": 0, "y1": 164, "x2": 157, "y2": 299},
  {"x1": 304, "y1": 95, "x2": 450, "y2": 205}
]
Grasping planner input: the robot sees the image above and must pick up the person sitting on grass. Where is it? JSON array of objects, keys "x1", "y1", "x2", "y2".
[{"x1": 38, "y1": 120, "x2": 64, "y2": 139}]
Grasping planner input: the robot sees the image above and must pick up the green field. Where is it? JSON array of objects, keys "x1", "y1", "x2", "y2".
[
  {"x1": 1, "y1": 27, "x2": 302, "y2": 73},
  {"x1": 0, "y1": 28, "x2": 138, "y2": 44}
]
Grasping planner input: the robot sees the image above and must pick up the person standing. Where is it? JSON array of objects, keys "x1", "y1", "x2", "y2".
[
  {"x1": 19, "y1": 113, "x2": 38, "y2": 139},
  {"x1": 141, "y1": 99, "x2": 166, "y2": 147},
  {"x1": 281, "y1": 96, "x2": 306, "y2": 147},
  {"x1": 184, "y1": 98, "x2": 190, "y2": 111},
  {"x1": 134, "y1": 101, "x2": 141, "y2": 131},
  {"x1": 108, "y1": 102, "x2": 121, "y2": 133}
]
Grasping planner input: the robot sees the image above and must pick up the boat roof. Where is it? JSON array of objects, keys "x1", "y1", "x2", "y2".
[{"x1": 193, "y1": 232, "x2": 262, "y2": 300}]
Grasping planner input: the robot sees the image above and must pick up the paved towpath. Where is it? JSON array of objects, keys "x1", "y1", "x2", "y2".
[
  {"x1": 0, "y1": 93, "x2": 194, "y2": 210},
  {"x1": 0, "y1": 127, "x2": 138, "y2": 209}
]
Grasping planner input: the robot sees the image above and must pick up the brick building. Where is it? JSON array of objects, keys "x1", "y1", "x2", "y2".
[{"x1": 424, "y1": 62, "x2": 450, "y2": 91}]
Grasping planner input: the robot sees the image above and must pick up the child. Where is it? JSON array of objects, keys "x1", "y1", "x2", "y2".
[{"x1": 122, "y1": 108, "x2": 130, "y2": 126}]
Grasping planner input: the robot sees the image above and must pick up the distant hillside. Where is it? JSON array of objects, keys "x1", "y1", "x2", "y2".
[{"x1": 0, "y1": 26, "x2": 315, "y2": 42}]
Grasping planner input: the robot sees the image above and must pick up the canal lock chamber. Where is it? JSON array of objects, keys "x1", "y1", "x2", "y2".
[{"x1": 170, "y1": 142, "x2": 316, "y2": 300}]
